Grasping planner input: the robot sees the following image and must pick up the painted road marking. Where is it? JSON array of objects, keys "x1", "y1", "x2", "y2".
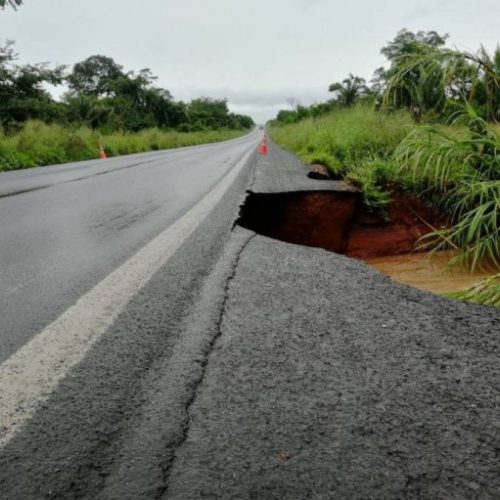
[{"x1": 0, "y1": 147, "x2": 254, "y2": 448}]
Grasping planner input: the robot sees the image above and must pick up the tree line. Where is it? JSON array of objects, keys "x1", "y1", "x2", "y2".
[
  {"x1": 274, "y1": 29, "x2": 500, "y2": 125},
  {"x1": 0, "y1": 0, "x2": 22, "y2": 9},
  {"x1": 0, "y1": 42, "x2": 254, "y2": 133}
]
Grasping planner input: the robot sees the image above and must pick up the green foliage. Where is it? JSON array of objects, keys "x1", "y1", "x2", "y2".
[
  {"x1": 0, "y1": 120, "x2": 246, "y2": 172},
  {"x1": 345, "y1": 160, "x2": 393, "y2": 209},
  {"x1": 393, "y1": 111, "x2": 500, "y2": 272},
  {"x1": 63, "y1": 57, "x2": 253, "y2": 132},
  {"x1": 0, "y1": 41, "x2": 65, "y2": 130},
  {"x1": 270, "y1": 105, "x2": 412, "y2": 209},
  {"x1": 328, "y1": 74, "x2": 370, "y2": 107},
  {"x1": 274, "y1": 104, "x2": 322, "y2": 124},
  {"x1": 272, "y1": 73, "x2": 372, "y2": 126},
  {"x1": 0, "y1": 44, "x2": 254, "y2": 135},
  {"x1": 271, "y1": 104, "x2": 411, "y2": 166},
  {"x1": 378, "y1": 29, "x2": 449, "y2": 115},
  {"x1": 382, "y1": 38, "x2": 500, "y2": 122},
  {"x1": 184, "y1": 98, "x2": 252, "y2": 130},
  {"x1": 392, "y1": 125, "x2": 479, "y2": 189},
  {"x1": 0, "y1": 0, "x2": 22, "y2": 9},
  {"x1": 447, "y1": 273, "x2": 500, "y2": 308},
  {"x1": 67, "y1": 55, "x2": 125, "y2": 97}
]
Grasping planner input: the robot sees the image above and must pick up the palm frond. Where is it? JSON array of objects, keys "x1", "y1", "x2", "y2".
[{"x1": 448, "y1": 273, "x2": 500, "y2": 308}]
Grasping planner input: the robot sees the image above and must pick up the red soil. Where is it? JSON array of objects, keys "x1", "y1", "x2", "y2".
[
  {"x1": 346, "y1": 191, "x2": 445, "y2": 259},
  {"x1": 238, "y1": 189, "x2": 445, "y2": 259}
]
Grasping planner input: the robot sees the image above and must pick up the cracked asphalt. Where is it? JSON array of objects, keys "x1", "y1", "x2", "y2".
[{"x1": 1, "y1": 136, "x2": 500, "y2": 499}]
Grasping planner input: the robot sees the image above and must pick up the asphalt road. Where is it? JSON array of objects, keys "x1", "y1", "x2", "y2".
[
  {"x1": 0, "y1": 132, "x2": 258, "y2": 362},
  {"x1": 0, "y1": 131, "x2": 262, "y2": 498},
  {"x1": 1, "y1": 135, "x2": 500, "y2": 499}
]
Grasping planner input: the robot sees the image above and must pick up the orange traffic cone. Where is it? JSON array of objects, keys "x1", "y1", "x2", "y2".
[
  {"x1": 99, "y1": 144, "x2": 107, "y2": 160},
  {"x1": 259, "y1": 142, "x2": 268, "y2": 155}
]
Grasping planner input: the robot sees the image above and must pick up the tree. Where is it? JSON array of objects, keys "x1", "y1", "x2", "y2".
[
  {"x1": 470, "y1": 46, "x2": 500, "y2": 121},
  {"x1": 187, "y1": 98, "x2": 230, "y2": 129},
  {"x1": 329, "y1": 74, "x2": 370, "y2": 107},
  {"x1": 0, "y1": 45, "x2": 253, "y2": 133},
  {"x1": 382, "y1": 36, "x2": 500, "y2": 121},
  {"x1": 378, "y1": 29, "x2": 449, "y2": 116},
  {"x1": 0, "y1": 0, "x2": 22, "y2": 9},
  {"x1": 380, "y1": 29, "x2": 448, "y2": 62},
  {"x1": 67, "y1": 55, "x2": 124, "y2": 97},
  {"x1": 0, "y1": 41, "x2": 65, "y2": 129}
]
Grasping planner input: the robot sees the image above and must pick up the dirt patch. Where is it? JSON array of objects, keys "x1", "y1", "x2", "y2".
[
  {"x1": 238, "y1": 189, "x2": 444, "y2": 260},
  {"x1": 346, "y1": 190, "x2": 446, "y2": 259},
  {"x1": 307, "y1": 164, "x2": 332, "y2": 180}
]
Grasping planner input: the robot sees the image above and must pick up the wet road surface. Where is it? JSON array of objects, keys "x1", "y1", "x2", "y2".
[
  {"x1": 1, "y1": 136, "x2": 500, "y2": 499},
  {"x1": 0, "y1": 132, "x2": 258, "y2": 362}
]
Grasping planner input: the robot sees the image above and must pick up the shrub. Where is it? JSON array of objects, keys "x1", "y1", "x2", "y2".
[{"x1": 0, "y1": 121, "x2": 246, "y2": 172}]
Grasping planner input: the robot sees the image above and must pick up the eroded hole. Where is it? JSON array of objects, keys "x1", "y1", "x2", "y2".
[
  {"x1": 237, "y1": 190, "x2": 491, "y2": 294},
  {"x1": 237, "y1": 189, "x2": 442, "y2": 260},
  {"x1": 238, "y1": 191, "x2": 358, "y2": 255}
]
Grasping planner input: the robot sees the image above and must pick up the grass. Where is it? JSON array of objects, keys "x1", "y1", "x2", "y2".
[
  {"x1": 0, "y1": 121, "x2": 247, "y2": 172},
  {"x1": 447, "y1": 273, "x2": 500, "y2": 308},
  {"x1": 392, "y1": 114, "x2": 500, "y2": 272},
  {"x1": 270, "y1": 104, "x2": 412, "y2": 168},
  {"x1": 270, "y1": 104, "x2": 414, "y2": 208}
]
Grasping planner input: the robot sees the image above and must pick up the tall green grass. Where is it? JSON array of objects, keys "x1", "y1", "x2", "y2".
[
  {"x1": 270, "y1": 104, "x2": 412, "y2": 167},
  {"x1": 270, "y1": 105, "x2": 414, "y2": 208},
  {"x1": 393, "y1": 114, "x2": 500, "y2": 272},
  {"x1": 0, "y1": 121, "x2": 247, "y2": 172}
]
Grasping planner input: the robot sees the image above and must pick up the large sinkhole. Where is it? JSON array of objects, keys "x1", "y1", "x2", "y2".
[
  {"x1": 237, "y1": 190, "x2": 491, "y2": 295},
  {"x1": 237, "y1": 190, "x2": 443, "y2": 260}
]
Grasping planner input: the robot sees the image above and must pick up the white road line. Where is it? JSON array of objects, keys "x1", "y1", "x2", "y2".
[{"x1": 0, "y1": 147, "x2": 254, "y2": 448}]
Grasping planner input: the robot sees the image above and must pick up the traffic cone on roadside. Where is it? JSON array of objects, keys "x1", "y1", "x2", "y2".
[
  {"x1": 259, "y1": 141, "x2": 268, "y2": 155},
  {"x1": 99, "y1": 144, "x2": 107, "y2": 160}
]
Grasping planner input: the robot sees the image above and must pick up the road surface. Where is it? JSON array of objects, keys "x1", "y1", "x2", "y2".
[
  {"x1": 1, "y1": 134, "x2": 500, "y2": 499},
  {"x1": 0, "y1": 131, "x2": 260, "y2": 497},
  {"x1": 0, "y1": 132, "x2": 258, "y2": 362}
]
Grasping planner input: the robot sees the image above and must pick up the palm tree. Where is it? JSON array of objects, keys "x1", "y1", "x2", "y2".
[
  {"x1": 383, "y1": 44, "x2": 500, "y2": 122},
  {"x1": 328, "y1": 74, "x2": 369, "y2": 107}
]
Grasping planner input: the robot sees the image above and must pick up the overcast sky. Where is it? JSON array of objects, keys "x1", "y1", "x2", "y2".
[{"x1": 2, "y1": 0, "x2": 500, "y2": 123}]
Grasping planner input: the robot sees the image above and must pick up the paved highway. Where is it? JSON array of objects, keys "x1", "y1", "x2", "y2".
[
  {"x1": 0, "y1": 131, "x2": 260, "y2": 498},
  {"x1": 1, "y1": 134, "x2": 500, "y2": 499},
  {"x1": 0, "y1": 132, "x2": 258, "y2": 363}
]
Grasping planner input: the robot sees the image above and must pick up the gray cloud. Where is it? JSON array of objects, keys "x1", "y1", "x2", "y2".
[{"x1": 1, "y1": 0, "x2": 499, "y2": 122}]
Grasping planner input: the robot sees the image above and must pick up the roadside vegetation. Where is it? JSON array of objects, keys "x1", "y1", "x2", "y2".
[
  {"x1": 270, "y1": 105, "x2": 413, "y2": 208},
  {"x1": 0, "y1": 121, "x2": 244, "y2": 171},
  {"x1": 0, "y1": 36, "x2": 253, "y2": 171},
  {"x1": 270, "y1": 29, "x2": 500, "y2": 307}
]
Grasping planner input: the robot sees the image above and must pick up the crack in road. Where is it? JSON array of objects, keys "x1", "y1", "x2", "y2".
[{"x1": 158, "y1": 231, "x2": 256, "y2": 499}]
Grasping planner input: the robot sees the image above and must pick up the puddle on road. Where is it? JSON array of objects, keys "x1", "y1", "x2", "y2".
[{"x1": 365, "y1": 251, "x2": 491, "y2": 294}]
